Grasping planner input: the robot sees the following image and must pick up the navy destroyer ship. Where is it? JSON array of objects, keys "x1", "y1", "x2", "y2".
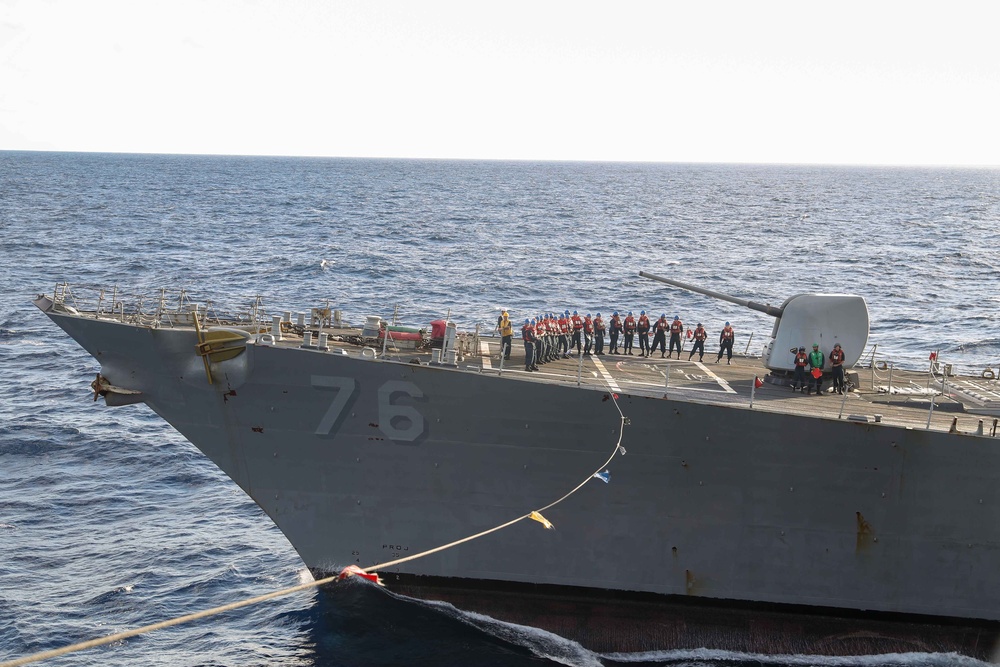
[{"x1": 34, "y1": 276, "x2": 1000, "y2": 658}]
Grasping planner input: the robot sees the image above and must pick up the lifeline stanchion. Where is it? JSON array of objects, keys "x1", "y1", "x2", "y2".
[{"x1": 925, "y1": 388, "x2": 937, "y2": 430}]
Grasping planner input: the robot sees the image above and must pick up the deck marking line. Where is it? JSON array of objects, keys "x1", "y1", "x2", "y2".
[
  {"x1": 591, "y1": 356, "x2": 622, "y2": 393},
  {"x1": 694, "y1": 361, "x2": 737, "y2": 394},
  {"x1": 479, "y1": 340, "x2": 493, "y2": 370}
]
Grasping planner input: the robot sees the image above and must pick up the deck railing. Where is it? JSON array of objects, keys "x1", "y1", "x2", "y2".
[{"x1": 49, "y1": 282, "x2": 274, "y2": 330}]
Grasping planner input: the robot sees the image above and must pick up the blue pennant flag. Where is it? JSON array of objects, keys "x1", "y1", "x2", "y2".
[{"x1": 592, "y1": 470, "x2": 610, "y2": 484}]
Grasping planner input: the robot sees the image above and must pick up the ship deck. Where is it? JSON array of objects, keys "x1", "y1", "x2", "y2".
[
  {"x1": 41, "y1": 282, "x2": 1000, "y2": 439},
  {"x1": 275, "y1": 325, "x2": 1000, "y2": 439}
]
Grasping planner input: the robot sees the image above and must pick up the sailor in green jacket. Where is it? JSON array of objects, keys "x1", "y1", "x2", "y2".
[{"x1": 807, "y1": 343, "x2": 825, "y2": 395}]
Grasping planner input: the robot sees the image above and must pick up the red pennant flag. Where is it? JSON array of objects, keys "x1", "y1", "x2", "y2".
[
  {"x1": 754, "y1": 376, "x2": 764, "y2": 389},
  {"x1": 929, "y1": 352, "x2": 937, "y2": 361}
]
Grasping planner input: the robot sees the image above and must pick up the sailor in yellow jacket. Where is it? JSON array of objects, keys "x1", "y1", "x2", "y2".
[{"x1": 498, "y1": 310, "x2": 513, "y2": 360}]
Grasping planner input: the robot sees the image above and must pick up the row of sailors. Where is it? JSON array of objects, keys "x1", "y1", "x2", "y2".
[{"x1": 500, "y1": 310, "x2": 737, "y2": 372}]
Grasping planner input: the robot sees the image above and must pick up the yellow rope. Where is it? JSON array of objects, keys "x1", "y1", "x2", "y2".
[{"x1": 2, "y1": 393, "x2": 627, "y2": 667}]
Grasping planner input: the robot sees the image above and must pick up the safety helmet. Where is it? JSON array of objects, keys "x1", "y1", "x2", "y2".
[
  {"x1": 531, "y1": 319, "x2": 536, "y2": 324},
  {"x1": 834, "y1": 343, "x2": 841, "y2": 348},
  {"x1": 628, "y1": 311, "x2": 633, "y2": 315},
  {"x1": 697, "y1": 322, "x2": 702, "y2": 326},
  {"x1": 725, "y1": 321, "x2": 730, "y2": 326},
  {"x1": 573, "y1": 310, "x2": 578, "y2": 315},
  {"x1": 674, "y1": 315, "x2": 679, "y2": 320},
  {"x1": 586, "y1": 313, "x2": 591, "y2": 317},
  {"x1": 660, "y1": 314, "x2": 666, "y2": 318},
  {"x1": 799, "y1": 346, "x2": 806, "y2": 351},
  {"x1": 613, "y1": 311, "x2": 618, "y2": 316},
  {"x1": 596, "y1": 312, "x2": 601, "y2": 317},
  {"x1": 813, "y1": 344, "x2": 819, "y2": 348},
  {"x1": 524, "y1": 319, "x2": 530, "y2": 324},
  {"x1": 640, "y1": 310, "x2": 645, "y2": 315}
]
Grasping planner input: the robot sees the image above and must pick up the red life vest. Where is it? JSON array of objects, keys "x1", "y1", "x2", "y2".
[
  {"x1": 670, "y1": 320, "x2": 683, "y2": 334},
  {"x1": 721, "y1": 326, "x2": 734, "y2": 340},
  {"x1": 521, "y1": 324, "x2": 535, "y2": 341},
  {"x1": 594, "y1": 316, "x2": 604, "y2": 332},
  {"x1": 571, "y1": 315, "x2": 583, "y2": 331},
  {"x1": 624, "y1": 316, "x2": 636, "y2": 332},
  {"x1": 794, "y1": 352, "x2": 808, "y2": 367},
  {"x1": 558, "y1": 316, "x2": 569, "y2": 334},
  {"x1": 655, "y1": 319, "x2": 667, "y2": 333},
  {"x1": 584, "y1": 316, "x2": 593, "y2": 334},
  {"x1": 693, "y1": 327, "x2": 707, "y2": 341},
  {"x1": 637, "y1": 315, "x2": 650, "y2": 330},
  {"x1": 611, "y1": 315, "x2": 621, "y2": 332},
  {"x1": 830, "y1": 349, "x2": 845, "y2": 366}
]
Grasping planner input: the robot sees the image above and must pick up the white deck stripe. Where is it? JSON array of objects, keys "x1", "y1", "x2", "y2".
[
  {"x1": 479, "y1": 340, "x2": 493, "y2": 370},
  {"x1": 694, "y1": 360, "x2": 737, "y2": 394},
  {"x1": 591, "y1": 356, "x2": 621, "y2": 393}
]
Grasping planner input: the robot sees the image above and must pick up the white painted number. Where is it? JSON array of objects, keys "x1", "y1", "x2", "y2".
[
  {"x1": 312, "y1": 375, "x2": 357, "y2": 435},
  {"x1": 377, "y1": 380, "x2": 425, "y2": 442},
  {"x1": 313, "y1": 376, "x2": 425, "y2": 442}
]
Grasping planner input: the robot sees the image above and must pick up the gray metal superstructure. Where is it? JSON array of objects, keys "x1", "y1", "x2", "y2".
[{"x1": 33, "y1": 286, "x2": 1000, "y2": 656}]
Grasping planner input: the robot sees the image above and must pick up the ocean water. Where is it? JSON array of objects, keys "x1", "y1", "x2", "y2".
[{"x1": 1, "y1": 151, "x2": 999, "y2": 667}]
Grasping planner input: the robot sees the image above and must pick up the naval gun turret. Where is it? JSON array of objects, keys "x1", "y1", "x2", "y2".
[{"x1": 639, "y1": 271, "x2": 870, "y2": 373}]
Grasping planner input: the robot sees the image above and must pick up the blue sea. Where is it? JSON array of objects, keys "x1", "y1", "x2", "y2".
[{"x1": 1, "y1": 151, "x2": 998, "y2": 667}]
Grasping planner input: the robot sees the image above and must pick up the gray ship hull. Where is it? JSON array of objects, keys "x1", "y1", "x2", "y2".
[{"x1": 37, "y1": 300, "x2": 1000, "y2": 656}]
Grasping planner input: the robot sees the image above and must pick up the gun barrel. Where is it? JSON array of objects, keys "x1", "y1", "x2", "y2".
[{"x1": 639, "y1": 271, "x2": 783, "y2": 318}]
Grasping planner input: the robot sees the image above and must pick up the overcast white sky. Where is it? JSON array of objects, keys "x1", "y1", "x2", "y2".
[{"x1": 1, "y1": 0, "x2": 997, "y2": 166}]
